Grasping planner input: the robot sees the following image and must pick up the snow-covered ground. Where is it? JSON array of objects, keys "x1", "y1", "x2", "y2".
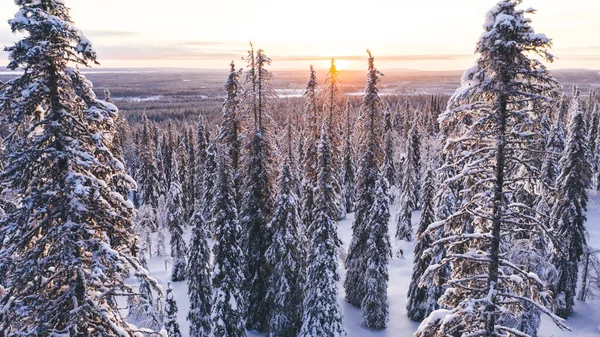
[{"x1": 143, "y1": 195, "x2": 600, "y2": 336}]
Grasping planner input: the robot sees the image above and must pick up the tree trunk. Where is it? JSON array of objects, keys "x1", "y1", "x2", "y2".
[
  {"x1": 578, "y1": 249, "x2": 591, "y2": 301},
  {"x1": 486, "y1": 92, "x2": 508, "y2": 336}
]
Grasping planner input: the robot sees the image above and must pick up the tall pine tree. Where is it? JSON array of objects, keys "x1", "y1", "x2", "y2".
[
  {"x1": 298, "y1": 122, "x2": 345, "y2": 337},
  {"x1": 211, "y1": 151, "x2": 247, "y2": 337},
  {"x1": 0, "y1": 1, "x2": 161, "y2": 334},
  {"x1": 195, "y1": 120, "x2": 209, "y2": 202},
  {"x1": 136, "y1": 114, "x2": 161, "y2": 259},
  {"x1": 265, "y1": 124, "x2": 303, "y2": 337},
  {"x1": 300, "y1": 66, "x2": 320, "y2": 239},
  {"x1": 219, "y1": 61, "x2": 243, "y2": 208},
  {"x1": 202, "y1": 142, "x2": 217, "y2": 232},
  {"x1": 550, "y1": 91, "x2": 593, "y2": 318},
  {"x1": 168, "y1": 153, "x2": 187, "y2": 282},
  {"x1": 323, "y1": 59, "x2": 345, "y2": 219},
  {"x1": 361, "y1": 171, "x2": 391, "y2": 329},
  {"x1": 416, "y1": 1, "x2": 569, "y2": 336},
  {"x1": 240, "y1": 45, "x2": 276, "y2": 331},
  {"x1": 406, "y1": 168, "x2": 442, "y2": 322},
  {"x1": 345, "y1": 50, "x2": 385, "y2": 308},
  {"x1": 341, "y1": 102, "x2": 357, "y2": 214},
  {"x1": 187, "y1": 203, "x2": 212, "y2": 337},
  {"x1": 165, "y1": 283, "x2": 183, "y2": 337}
]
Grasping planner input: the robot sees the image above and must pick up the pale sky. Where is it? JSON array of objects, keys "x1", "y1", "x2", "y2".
[{"x1": 1, "y1": 0, "x2": 599, "y2": 71}]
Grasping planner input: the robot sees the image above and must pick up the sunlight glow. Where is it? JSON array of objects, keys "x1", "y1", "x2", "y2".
[{"x1": 0, "y1": 0, "x2": 599, "y2": 70}]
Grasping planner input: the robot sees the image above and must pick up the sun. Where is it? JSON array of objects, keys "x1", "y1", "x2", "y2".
[
  {"x1": 320, "y1": 59, "x2": 355, "y2": 72},
  {"x1": 333, "y1": 59, "x2": 353, "y2": 71}
]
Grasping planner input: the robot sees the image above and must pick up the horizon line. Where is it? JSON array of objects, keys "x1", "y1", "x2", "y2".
[{"x1": 1, "y1": 66, "x2": 599, "y2": 73}]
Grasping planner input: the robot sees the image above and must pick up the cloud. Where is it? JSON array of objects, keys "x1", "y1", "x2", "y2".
[
  {"x1": 94, "y1": 42, "x2": 475, "y2": 63},
  {"x1": 181, "y1": 41, "x2": 235, "y2": 47},
  {"x1": 272, "y1": 54, "x2": 474, "y2": 62},
  {"x1": 83, "y1": 30, "x2": 142, "y2": 38},
  {"x1": 95, "y1": 44, "x2": 244, "y2": 61},
  {"x1": 556, "y1": 54, "x2": 600, "y2": 61}
]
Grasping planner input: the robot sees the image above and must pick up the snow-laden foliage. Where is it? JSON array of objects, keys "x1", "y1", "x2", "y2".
[
  {"x1": 136, "y1": 114, "x2": 160, "y2": 259},
  {"x1": 587, "y1": 110, "x2": 599, "y2": 188},
  {"x1": 322, "y1": 59, "x2": 345, "y2": 220},
  {"x1": 550, "y1": 92, "x2": 593, "y2": 318},
  {"x1": 128, "y1": 277, "x2": 165, "y2": 331},
  {"x1": 195, "y1": 121, "x2": 209, "y2": 202},
  {"x1": 218, "y1": 61, "x2": 243, "y2": 207},
  {"x1": 345, "y1": 50, "x2": 385, "y2": 308},
  {"x1": 407, "y1": 168, "x2": 443, "y2": 322},
  {"x1": 155, "y1": 194, "x2": 168, "y2": 257},
  {"x1": 0, "y1": 1, "x2": 164, "y2": 335},
  {"x1": 187, "y1": 203, "x2": 212, "y2": 337},
  {"x1": 178, "y1": 138, "x2": 192, "y2": 223},
  {"x1": 396, "y1": 125, "x2": 421, "y2": 242},
  {"x1": 540, "y1": 97, "x2": 567, "y2": 196},
  {"x1": 211, "y1": 151, "x2": 246, "y2": 337},
  {"x1": 202, "y1": 142, "x2": 217, "y2": 231},
  {"x1": 240, "y1": 44, "x2": 276, "y2": 332},
  {"x1": 162, "y1": 122, "x2": 176, "y2": 190},
  {"x1": 184, "y1": 126, "x2": 197, "y2": 219},
  {"x1": 265, "y1": 126, "x2": 303, "y2": 337},
  {"x1": 298, "y1": 123, "x2": 345, "y2": 337},
  {"x1": 168, "y1": 152, "x2": 187, "y2": 282},
  {"x1": 300, "y1": 65, "x2": 320, "y2": 240},
  {"x1": 165, "y1": 283, "x2": 183, "y2": 337},
  {"x1": 361, "y1": 172, "x2": 391, "y2": 330},
  {"x1": 416, "y1": 1, "x2": 569, "y2": 336},
  {"x1": 382, "y1": 108, "x2": 396, "y2": 189},
  {"x1": 341, "y1": 102, "x2": 357, "y2": 214}
]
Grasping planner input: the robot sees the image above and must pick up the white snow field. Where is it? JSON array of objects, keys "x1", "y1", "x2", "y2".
[{"x1": 142, "y1": 194, "x2": 600, "y2": 337}]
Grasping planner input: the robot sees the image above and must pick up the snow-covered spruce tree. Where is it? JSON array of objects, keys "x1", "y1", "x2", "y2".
[
  {"x1": 137, "y1": 114, "x2": 161, "y2": 257},
  {"x1": 68, "y1": 70, "x2": 130, "y2": 198},
  {"x1": 298, "y1": 122, "x2": 345, "y2": 337},
  {"x1": 407, "y1": 168, "x2": 442, "y2": 322},
  {"x1": 202, "y1": 141, "x2": 217, "y2": 231},
  {"x1": 361, "y1": 171, "x2": 391, "y2": 330},
  {"x1": 128, "y1": 277, "x2": 164, "y2": 331},
  {"x1": 341, "y1": 101, "x2": 357, "y2": 214},
  {"x1": 411, "y1": 124, "x2": 422, "y2": 190},
  {"x1": 416, "y1": 2, "x2": 570, "y2": 336},
  {"x1": 218, "y1": 61, "x2": 243, "y2": 208},
  {"x1": 540, "y1": 99, "x2": 566, "y2": 195},
  {"x1": 186, "y1": 203, "x2": 212, "y2": 337},
  {"x1": 265, "y1": 124, "x2": 303, "y2": 337},
  {"x1": 323, "y1": 59, "x2": 345, "y2": 220},
  {"x1": 588, "y1": 108, "x2": 600, "y2": 187},
  {"x1": 0, "y1": 1, "x2": 162, "y2": 335},
  {"x1": 165, "y1": 283, "x2": 183, "y2": 337},
  {"x1": 168, "y1": 153, "x2": 187, "y2": 282},
  {"x1": 240, "y1": 45, "x2": 276, "y2": 331},
  {"x1": 155, "y1": 194, "x2": 168, "y2": 257},
  {"x1": 345, "y1": 50, "x2": 385, "y2": 308},
  {"x1": 300, "y1": 65, "x2": 320, "y2": 238},
  {"x1": 155, "y1": 133, "x2": 168, "y2": 197},
  {"x1": 179, "y1": 134, "x2": 192, "y2": 222},
  {"x1": 407, "y1": 125, "x2": 421, "y2": 209},
  {"x1": 195, "y1": 120, "x2": 208, "y2": 202},
  {"x1": 395, "y1": 125, "x2": 421, "y2": 242},
  {"x1": 383, "y1": 107, "x2": 396, "y2": 188},
  {"x1": 186, "y1": 126, "x2": 197, "y2": 218},
  {"x1": 162, "y1": 121, "x2": 176, "y2": 189},
  {"x1": 211, "y1": 150, "x2": 247, "y2": 337},
  {"x1": 550, "y1": 92, "x2": 593, "y2": 318}
]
